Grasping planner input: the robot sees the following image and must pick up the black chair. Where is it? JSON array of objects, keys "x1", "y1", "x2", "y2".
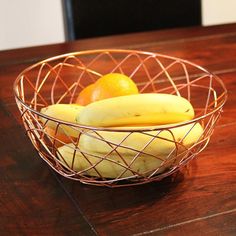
[{"x1": 63, "y1": 0, "x2": 202, "y2": 40}]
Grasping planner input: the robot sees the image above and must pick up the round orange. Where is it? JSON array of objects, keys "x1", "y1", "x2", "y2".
[
  {"x1": 76, "y1": 83, "x2": 95, "y2": 105},
  {"x1": 91, "y1": 73, "x2": 139, "y2": 102}
]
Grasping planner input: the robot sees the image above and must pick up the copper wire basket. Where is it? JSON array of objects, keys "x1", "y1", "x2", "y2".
[{"x1": 13, "y1": 49, "x2": 227, "y2": 187}]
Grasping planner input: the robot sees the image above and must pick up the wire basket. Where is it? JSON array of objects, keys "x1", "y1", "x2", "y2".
[{"x1": 13, "y1": 49, "x2": 227, "y2": 187}]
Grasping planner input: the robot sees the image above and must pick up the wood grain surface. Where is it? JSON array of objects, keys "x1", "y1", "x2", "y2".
[{"x1": 0, "y1": 23, "x2": 236, "y2": 236}]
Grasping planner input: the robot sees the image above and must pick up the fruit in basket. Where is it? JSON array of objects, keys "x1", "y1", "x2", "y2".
[
  {"x1": 40, "y1": 104, "x2": 84, "y2": 137},
  {"x1": 91, "y1": 73, "x2": 139, "y2": 101},
  {"x1": 44, "y1": 127, "x2": 74, "y2": 147},
  {"x1": 57, "y1": 123, "x2": 203, "y2": 178},
  {"x1": 76, "y1": 93, "x2": 195, "y2": 127},
  {"x1": 76, "y1": 73, "x2": 139, "y2": 105},
  {"x1": 76, "y1": 83, "x2": 95, "y2": 105}
]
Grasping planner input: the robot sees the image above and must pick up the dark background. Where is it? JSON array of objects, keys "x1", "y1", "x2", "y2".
[{"x1": 63, "y1": 0, "x2": 202, "y2": 40}]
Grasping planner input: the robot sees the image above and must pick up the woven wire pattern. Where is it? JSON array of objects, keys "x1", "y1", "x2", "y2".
[{"x1": 13, "y1": 49, "x2": 227, "y2": 187}]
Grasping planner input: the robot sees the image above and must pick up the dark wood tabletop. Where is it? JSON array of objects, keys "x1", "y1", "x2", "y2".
[{"x1": 0, "y1": 23, "x2": 236, "y2": 236}]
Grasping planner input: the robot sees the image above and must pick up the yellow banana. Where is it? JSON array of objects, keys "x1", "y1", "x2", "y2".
[
  {"x1": 57, "y1": 123, "x2": 203, "y2": 178},
  {"x1": 40, "y1": 104, "x2": 84, "y2": 137},
  {"x1": 76, "y1": 93, "x2": 195, "y2": 127}
]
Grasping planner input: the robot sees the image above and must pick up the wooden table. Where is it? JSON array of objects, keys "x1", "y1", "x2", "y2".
[{"x1": 0, "y1": 23, "x2": 236, "y2": 236}]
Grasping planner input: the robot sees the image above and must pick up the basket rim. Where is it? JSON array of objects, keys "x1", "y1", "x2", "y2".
[{"x1": 13, "y1": 48, "x2": 228, "y2": 132}]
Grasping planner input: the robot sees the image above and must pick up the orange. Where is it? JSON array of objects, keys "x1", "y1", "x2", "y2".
[
  {"x1": 91, "y1": 73, "x2": 139, "y2": 102},
  {"x1": 76, "y1": 83, "x2": 95, "y2": 105},
  {"x1": 44, "y1": 127, "x2": 74, "y2": 147},
  {"x1": 76, "y1": 73, "x2": 139, "y2": 105}
]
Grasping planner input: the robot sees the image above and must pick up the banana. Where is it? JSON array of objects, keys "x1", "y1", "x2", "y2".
[
  {"x1": 76, "y1": 93, "x2": 195, "y2": 127},
  {"x1": 40, "y1": 104, "x2": 84, "y2": 137},
  {"x1": 57, "y1": 123, "x2": 203, "y2": 178}
]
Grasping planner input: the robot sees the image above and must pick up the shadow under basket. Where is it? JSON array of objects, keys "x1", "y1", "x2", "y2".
[{"x1": 13, "y1": 49, "x2": 227, "y2": 187}]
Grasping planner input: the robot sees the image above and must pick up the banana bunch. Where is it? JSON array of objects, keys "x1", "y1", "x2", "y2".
[
  {"x1": 40, "y1": 93, "x2": 204, "y2": 179},
  {"x1": 76, "y1": 93, "x2": 195, "y2": 127},
  {"x1": 57, "y1": 123, "x2": 203, "y2": 178}
]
